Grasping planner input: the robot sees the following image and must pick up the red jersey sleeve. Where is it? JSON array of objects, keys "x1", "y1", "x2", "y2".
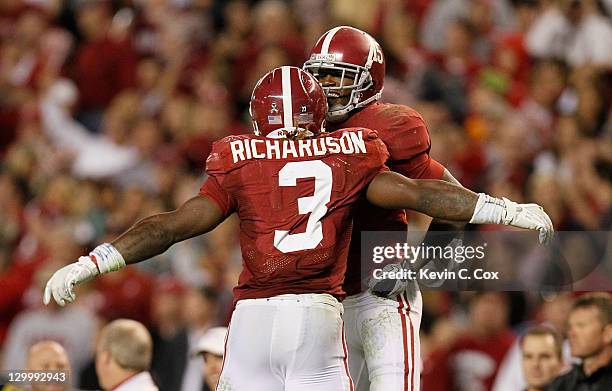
[
  {"x1": 340, "y1": 103, "x2": 445, "y2": 180},
  {"x1": 379, "y1": 106, "x2": 445, "y2": 180},
  {"x1": 391, "y1": 154, "x2": 445, "y2": 180},
  {"x1": 363, "y1": 128, "x2": 392, "y2": 175},
  {"x1": 199, "y1": 175, "x2": 236, "y2": 217},
  {"x1": 197, "y1": 137, "x2": 241, "y2": 217}
]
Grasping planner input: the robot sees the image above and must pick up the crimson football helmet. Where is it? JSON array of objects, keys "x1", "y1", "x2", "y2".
[
  {"x1": 249, "y1": 66, "x2": 327, "y2": 138},
  {"x1": 304, "y1": 26, "x2": 385, "y2": 122}
]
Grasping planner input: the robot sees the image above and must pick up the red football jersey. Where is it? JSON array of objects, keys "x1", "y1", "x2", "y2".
[
  {"x1": 199, "y1": 128, "x2": 389, "y2": 303},
  {"x1": 329, "y1": 103, "x2": 446, "y2": 295}
]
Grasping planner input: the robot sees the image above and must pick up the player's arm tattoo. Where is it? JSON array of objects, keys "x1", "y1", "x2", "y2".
[
  {"x1": 366, "y1": 171, "x2": 478, "y2": 221},
  {"x1": 112, "y1": 196, "x2": 225, "y2": 264},
  {"x1": 430, "y1": 168, "x2": 468, "y2": 229}
]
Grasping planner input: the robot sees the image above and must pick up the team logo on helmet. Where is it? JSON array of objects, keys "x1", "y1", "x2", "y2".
[{"x1": 270, "y1": 102, "x2": 279, "y2": 113}]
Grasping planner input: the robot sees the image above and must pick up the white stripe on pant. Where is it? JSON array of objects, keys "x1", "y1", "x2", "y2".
[{"x1": 217, "y1": 293, "x2": 354, "y2": 391}]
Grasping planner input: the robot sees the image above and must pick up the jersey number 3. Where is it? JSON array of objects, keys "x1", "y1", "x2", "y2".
[{"x1": 274, "y1": 160, "x2": 332, "y2": 253}]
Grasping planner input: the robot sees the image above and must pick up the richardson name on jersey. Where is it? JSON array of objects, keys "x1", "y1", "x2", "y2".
[{"x1": 230, "y1": 130, "x2": 367, "y2": 163}]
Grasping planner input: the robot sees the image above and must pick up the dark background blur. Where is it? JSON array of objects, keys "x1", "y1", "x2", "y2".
[{"x1": 0, "y1": 0, "x2": 610, "y2": 390}]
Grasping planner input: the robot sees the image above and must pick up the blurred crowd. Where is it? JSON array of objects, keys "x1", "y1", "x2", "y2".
[{"x1": 0, "y1": 0, "x2": 611, "y2": 390}]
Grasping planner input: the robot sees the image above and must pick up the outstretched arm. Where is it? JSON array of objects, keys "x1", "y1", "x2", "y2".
[
  {"x1": 366, "y1": 171, "x2": 478, "y2": 221},
  {"x1": 430, "y1": 168, "x2": 468, "y2": 226},
  {"x1": 366, "y1": 171, "x2": 554, "y2": 240},
  {"x1": 44, "y1": 195, "x2": 226, "y2": 306},
  {"x1": 365, "y1": 170, "x2": 553, "y2": 298},
  {"x1": 113, "y1": 195, "x2": 225, "y2": 265},
  {"x1": 405, "y1": 168, "x2": 466, "y2": 250}
]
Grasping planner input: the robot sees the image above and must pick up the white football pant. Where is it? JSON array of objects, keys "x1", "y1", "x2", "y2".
[
  {"x1": 217, "y1": 293, "x2": 354, "y2": 391},
  {"x1": 343, "y1": 289, "x2": 422, "y2": 391}
]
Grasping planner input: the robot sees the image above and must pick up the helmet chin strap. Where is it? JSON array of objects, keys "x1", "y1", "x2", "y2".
[
  {"x1": 326, "y1": 108, "x2": 351, "y2": 123},
  {"x1": 326, "y1": 91, "x2": 358, "y2": 122},
  {"x1": 354, "y1": 90, "x2": 383, "y2": 110},
  {"x1": 324, "y1": 68, "x2": 381, "y2": 123},
  {"x1": 327, "y1": 86, "x2": 384, "y2": 122}
]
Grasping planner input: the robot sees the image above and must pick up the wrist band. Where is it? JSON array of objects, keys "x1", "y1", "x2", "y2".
[
  {"x1": 89, "y1": 243, "x2": 126, "y2": 274},
  {"x1": 469, "y1": 193, "x2": 505, "y2": 225}
]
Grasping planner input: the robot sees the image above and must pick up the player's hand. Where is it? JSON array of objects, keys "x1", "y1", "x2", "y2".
[
  {"x1": 368, "y1": 262, "x2": 411, "y2": 298},
  {"x1": 417, "y1": 238, "x2": 464, "y2": 288},
  {"x1": 43, "y1": 256, "x2": 99, "y2": 306},
  {"x1": 502, "y1": 198, "x2": 554, "y2": 244}
]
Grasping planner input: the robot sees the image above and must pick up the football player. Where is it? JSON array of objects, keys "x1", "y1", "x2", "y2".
[
  {"x1": 304, "y1": 26, "x2": 471, "y2": 391},
  {"x1": 44, "y1": 67, "x2": 552, "y2": 391}
]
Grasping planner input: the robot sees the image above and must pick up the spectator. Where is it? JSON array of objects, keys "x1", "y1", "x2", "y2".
[
  {"x1": 420, "y1": 0, "x2": 516, "y2": 52},
  {"x1": 92, "y1": 265, "x2": 154, "y2": 327},
  {"x1": 420, "y1": 18, "x2": 483, "y2": 123},
  {"x1": 518, "y1": 59, "x2": 567, "y2": 152},
  {"x1": 422, "y1": 292, "x2": 516, "y2": 391},
  {"x1": 547, "y1": 293, "x2": 612, "y2": 390},
  {"x1": 564, "y1": 0, "x2": 612, "y2": 67},
  {"x1": 39, "y1": 79, "x2": 140, "y2": 180},
  {"x1": 180, "y1": 286, "x2": 219, "y2": 391},
  {"x1": 520, "y1": 326, "x2": 565, "y2": 391},
  {"x1": 526, "y1": 0, "x2": 612, "y2": 67},
  {"x1": 494, "y1": 293, "x2": 575, "y2": 391},
  {"x1": 149, "y1": 277, "x2": 187, "y2": 391},
  {"x1": 192, "y1": 327, "x2": 228, "y2": 391},
  {"x1": 2, "y1": 260, "x2": 97, "y2": 384},
  {"x1": 525, "y1": 0, "x2": 571, "y2": 59},
  {"x1": 71, "y1": 0, "x2": 137, "y2": 131},
  {"x1": 26, "y1": 340, "x2": 71, "y2": 391},
  {"x1": 95, "y1": 319, "x2": 157, "y2": 391}
]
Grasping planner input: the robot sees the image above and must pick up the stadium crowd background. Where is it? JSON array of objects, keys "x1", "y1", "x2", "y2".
[{"x1": 0, "y1": 0, "x2": 610, "y2": 390}]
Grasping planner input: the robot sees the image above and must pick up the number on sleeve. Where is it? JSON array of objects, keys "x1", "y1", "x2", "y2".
[{"x1": 274, "y1": 160, "x2": 332, "y2": 253}]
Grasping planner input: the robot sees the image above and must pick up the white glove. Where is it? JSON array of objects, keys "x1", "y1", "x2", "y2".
[
  {"x1": 368, "y1": 262, "x2": 411, "y2": 298},
  {"x1": 501, "y1": 198, "x2": 554, "y2": 244},
  {"x1": 470, "y1": 194, "x2": 554, "y2": 244},
  {"x1": 418, "y1": 238, "x2": 464, "y2": 288},
  {"x1": 43, "y1": 243, "x2": 126, "y2": 306},
  {"x1": 43, "y1": 256, "x2": 99, "y2": 306}
]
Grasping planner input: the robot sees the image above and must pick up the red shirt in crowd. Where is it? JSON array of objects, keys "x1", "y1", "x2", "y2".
[
  {"x1": 71, "y1": 36, "x2": 137, "y2": 110},
  {"x1": 93, "y1": 267, "x2": 154, "y2": 325},
  {"x1": 422, "y1": 329, "x2": 516, "y2": 391}
]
